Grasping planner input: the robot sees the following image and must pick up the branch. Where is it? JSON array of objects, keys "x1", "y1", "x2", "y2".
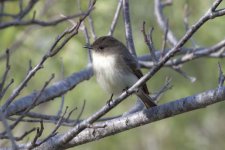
[
  {"x1": 122, "y1": 0, "x2": 136, "y2": 56},
  {"x1": 53, "y1": 1, "x2": 225, "y2": 147},
  {"x1": 141, "y1": 22, "x2": 157, "y2": 62},
  {"x1": 4, "y1": 67, "x2": 93, "y2": 117},
  {"x1": 218, "y1": 63, "x2": 225, "y2": 87},
  {"x1": 139, "y1": 38, "x2": 225, "y2": 68},
  {"x1": 8, "y1": 86, "x2": 225, "y2": 149},
  {"x1": 3, "y1": 2, "x2": 225, "y2": 146},
  {"x1": 0, "y1": 13, "x2": 86, "y2": 29},
  {"x1": 108, "y1": 0, "x2": 122, "y2": 36},
  {"x1": 0, "y1": 110, "x2": 18, "y2": 149},
  {"x1": 1, "y1": 2, "x2": 96, "y2": 112},
  {"x1": 0, "y1": 49, "x2": 12, "y2": 100},
  {"x1": 66, "y1": 86, "x2": 225, "y2": 147},
  {"x1": 154, "y1": 0, "x2": 178, "y2": 46}
]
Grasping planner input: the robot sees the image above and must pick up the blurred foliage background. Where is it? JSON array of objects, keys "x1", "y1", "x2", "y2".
[{"x1": 0, "y1": 0, "x2": 225, "y2": 149}]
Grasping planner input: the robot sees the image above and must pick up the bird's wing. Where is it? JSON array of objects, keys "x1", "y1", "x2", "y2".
[{"x1": 121, "y1": 48, "x2": 150, "y2": 94}]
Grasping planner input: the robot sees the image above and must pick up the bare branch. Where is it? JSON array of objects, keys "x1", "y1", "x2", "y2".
[
  {"x1": 88, "y1": 0, "x2": 97, "y2": 40},
  {"x1": 0, "y1": 13, "x2": 87, "y2": 29},
  {"x1": 171, "y1": 66, "x2": 196, "y2": 82},
  {"x1": 73, "y1": 100, "x2": 86, "y2": 126},
  {"x1": 65, "y1": 86, "x2": 225, "y2": 148},
  {"x1": 218, "y1": 62, "x2": 225, "y2": 87},
  {"x1": 0, "y1": 49, "x2": 12, "y2": 100},
  {"x1": 154, "y1": 0, "x2": 178, "y2": 46},
  {"x1": 30, "y1": 121, "x2": 44, "y2": 148},
  {"x1": 122, "y1": 0, "x2": 136, "y2": 56},
  {"x1": 183, "y1": 3, "x2": 198, "y2": 48},
  {"x1": 0, "y1": 79, "x2": 14, "y2": 100},
  {"x1": 3, "y1": 3, "x2": 225, "y2": 149},
  {"x1": 108, "y1": 0, "x2": 122, "y2": 36},
  {"x1": 2, "y1": 4, "x2": 96, "y2": 112},
  {"x1": 141, "y1": 21, "x2": 157, "y2": 62},
  {"x1": 4, "y1": 67, "x2": 93, "y2": 117},
  {"x1": 137, "y1": 0, "x2": 225, "y2": 96},
  {"x1": 0, "y1": 49, "x2": 10, "y2": 91},
  {"x1": 78, "y1": 0, "x2": 93, "y2": 64},
  {"x1": 56, "y1": 58, "x2": 65, "y2": 117},
  {"x1": 139, "y1": 38, "x2": 225, "y2": 68},
  {"x1": 161, "y1": 19, "x2": 169, "y2": 56},
  {"x1": 1, "y1": 128, "x2": 36, "y2": 141},
  {"x1": 0, "y1": 110, "x2": 18, "y2": 149},
  {"x1": 30, "y1": 107, "x2": 69, "y2": 149},
  {"x1": 14, "y1": 85, "x2": 225, "y2": 149},
  {"x1": 58, "y1": 2, "x2": 225, "y2": 145},
  {"x1": 2, "y1": 1, "x2": 225, "y2": 149},
  {"x1": 151, "y1": 77, "x2": 172, "y2": 102},
  {"x1": 5, "y1": 74, "x2": 55, "y2": 133},
  {"x1": 17, "y1": 0, "x2": 38, "y2": 20}
]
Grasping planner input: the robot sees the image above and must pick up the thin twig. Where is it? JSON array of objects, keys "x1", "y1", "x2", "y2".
[
  {"x1": 151, "y1": 77, "x2": 172, "y2": 102},
  {"x1": 108, "y1": 0, "x2": 122, "y2": 36},
  {"x1": 88, "y1": 0, "x2": 97, "y2": 40},
  {"x1": 65, "y1": 107, "x2": 77, "y2": 122},
  {"x1": 2, "y1": 4, "x2": 95, "y2": 112},
  {"x1": 78, "y1": 0, "x2": 92, "y2": 64},
  {"x1": 30, "y1": 120, "x2": 44, "y2": 149},
  {"x1": 30, "y1": 107, "x2": 69, "y2": 148},
  {"x1": 0, "y1": 128, "x2": 36, "y2": 141},
  {"x1": 171, "y1": 66, "x2": 196, "y2": 82},
  {"x1": 0, "y1": 49, "x2": 12, "y2": 100},
  {"x1": 141, "y1": 21, "x2": 157, "y2": 62},
  {"x1": 7, "y1": 74, "x2": 55, "y2": 131},
  {"x1": 0, "y1": 110, "x2": 18, "y2": 149},
  {"x1": 183, "y1": 3, "x2": 198, "y2": 48},
  {"x1": 154, "y1": 0, "x2": 178, "y2": 46},
  {"x1": 0, "y1": 79, "x2": 14, "y2": 100},
  {"x1": 56, "y1": 58, "x2": 65, "y2": 117},
  {"x1": 161, "y1": 19, "x2": 169, "y2": 56},
  {"x1": 0, "y1": 49, "x2": 10, "y2": 91},
  {"x1": 122, "y1": 0, "x2": 136, "y2": 56},
  {"x1": 0, "y1": 12, "x2": 86, "y2": 29},
  {"x1": 73, "y1": 100, "x2": 86, "y2": 126}
]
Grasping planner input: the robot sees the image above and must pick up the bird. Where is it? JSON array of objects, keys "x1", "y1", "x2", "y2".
[{"x1": 85, "y1": 36, "x2": 156, "y2": 108}]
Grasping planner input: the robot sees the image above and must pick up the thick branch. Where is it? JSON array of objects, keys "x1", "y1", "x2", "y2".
[{"x1": 66, "y1": 86, "x2": 225, "y2": 147}]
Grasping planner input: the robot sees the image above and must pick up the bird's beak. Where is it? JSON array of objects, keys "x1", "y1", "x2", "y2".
[{"x1": 83, "y1": 44, "x2": 93, "y2": 49}]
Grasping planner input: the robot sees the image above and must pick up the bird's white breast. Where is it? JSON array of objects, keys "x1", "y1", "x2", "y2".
[{"x1": 92, "y1": 52, "x2": 138, "y2": 95}]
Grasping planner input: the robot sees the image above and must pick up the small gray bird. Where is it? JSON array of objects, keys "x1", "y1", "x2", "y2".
[{"x1": 86, "y1": 36, "x2": 156, "y2": 108}]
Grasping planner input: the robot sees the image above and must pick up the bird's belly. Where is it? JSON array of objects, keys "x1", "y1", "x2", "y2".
[
  {"x1": 92, "y1": 52, "x2": 138, "y2": 95},
  {"x1": 96, "y1": 68, "x2": 137, "y2": 95}
]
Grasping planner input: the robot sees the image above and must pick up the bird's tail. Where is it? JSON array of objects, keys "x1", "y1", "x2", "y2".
[{"x1": 136, "y1": 90, "x2": 157, "y2": 108}]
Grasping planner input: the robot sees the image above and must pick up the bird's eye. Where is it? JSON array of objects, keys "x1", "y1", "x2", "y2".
[{"x1": 99, "y1": 46, "x2": 104, "y2": 50}]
